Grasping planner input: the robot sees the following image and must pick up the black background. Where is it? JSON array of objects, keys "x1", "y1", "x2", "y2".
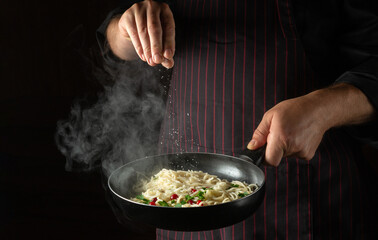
[
  {"x1": 0, "y1": 1, "x2": 154, "y2": 239},
  {"x1": 1, "y1": 1, "x2": 377, "y2": 240}
]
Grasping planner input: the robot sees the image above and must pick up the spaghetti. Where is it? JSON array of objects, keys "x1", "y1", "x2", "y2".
[{"x1": 131, "y1": 169, "x2": 258, "y2": 207}]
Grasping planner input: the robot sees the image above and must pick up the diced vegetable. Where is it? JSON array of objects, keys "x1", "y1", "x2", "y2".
[
  {"x1": 136, "y1": 194, "x2": 150, "y2": 204},
  {"x1": 195, "y1": 190, "x2": 205, "y2": 200},
  {"x1": 170, "y1": 194, "x2": 178, "y2": 200},
  {"x1": 158, "y1": 200, "x2": 169, "y2": 207},
  {"x1": 185, "y1": 195, "x2": 194, "y2": 201},
  {"x1": 238, "y1": 192, "x2": 249, "y2": 198}
]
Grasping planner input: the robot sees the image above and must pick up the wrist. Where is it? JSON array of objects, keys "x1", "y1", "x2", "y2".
[
  {"x1": 106, "y1": 15, "x2": 138, "y2": 60},
  {"x1": 306, "y1": 83, "x2": 376, "y2": 131}
]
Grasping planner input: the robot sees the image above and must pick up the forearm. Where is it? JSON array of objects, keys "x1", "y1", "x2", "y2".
[
  {"x1": 106, "y1": 15, "x2": 139, "y2": 61},
  {"x1": 248, "y1": 82, "x2": 376, "y2": 165},
  {"x1": 308, "y1": 83, "x2": 376, "y2": 131}
]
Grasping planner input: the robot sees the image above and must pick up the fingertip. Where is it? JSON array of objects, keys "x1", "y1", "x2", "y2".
[
  {"x1": 147, "y1": 58, "x2": 157, "y2": 66},
  {"x1": 163, "y1": 49, "x2": 174, "y2": 59},
  {"x1": 162, "y1": 58, "x2": 174, "y2": 69},
  {"x1": 271, "y1": 161, "x2": 280, "y2": 167},
  {"x1": 264, "y1": 156, "x2": 280, "y2": 167},
  {"x1": 247, "y1": 139, "x2": 257, "y2": 150},
  {"x1": 140, "y1": 53, "x2": 146, "y2": 62},
  {"x1": 153, "y1": 53, "x2": 163, "y2": 64}
]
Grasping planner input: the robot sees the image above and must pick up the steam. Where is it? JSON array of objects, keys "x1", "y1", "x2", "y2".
[{"x1": 56, "y1": 61, "x2": 170, "y2": 177}]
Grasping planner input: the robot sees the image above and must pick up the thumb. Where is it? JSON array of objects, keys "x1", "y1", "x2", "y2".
[{"x1": 247, "y1": 115, "x2": 271, "y2": 150}]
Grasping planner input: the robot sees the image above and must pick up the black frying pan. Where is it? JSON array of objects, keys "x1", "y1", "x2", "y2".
[{"x1": 108, "y1": 146, "x2": 266, "y2": 231}]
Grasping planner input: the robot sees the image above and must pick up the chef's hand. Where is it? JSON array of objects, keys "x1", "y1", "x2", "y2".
[
  {"x1": 247, "y1": 83, "x2": 376, "y2": 166},
  {"x1": 106, "y1": 0, "x2": 175, "y2": 68}
]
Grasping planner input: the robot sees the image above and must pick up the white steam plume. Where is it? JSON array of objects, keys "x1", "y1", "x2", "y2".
[{"x1": 55, "y1": 61, "x2": 170, "y2": 177}]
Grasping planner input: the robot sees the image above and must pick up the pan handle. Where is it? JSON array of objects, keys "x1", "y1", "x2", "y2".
[{"x1": 239, "y1": 144, "x2": 266, "y2": 166}]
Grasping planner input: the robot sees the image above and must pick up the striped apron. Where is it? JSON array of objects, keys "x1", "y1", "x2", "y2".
[{"x1": 156, "y1": 0, "x2": 375, "y2": 239}]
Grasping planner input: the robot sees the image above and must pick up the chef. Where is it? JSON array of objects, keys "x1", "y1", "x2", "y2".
[{"x1": 97, "y1": 0, "x2": 378, "y2": 239}]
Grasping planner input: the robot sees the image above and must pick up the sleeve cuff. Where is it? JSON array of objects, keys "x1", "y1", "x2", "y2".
[
  {"x1": 335, "y1": 57, "x2": 378, "y2": 148},
  {"x1": 96, "y1": 7, "x2": 129, "y2": 67},
  {"x1": 335, "y1": 57, "x2": 378, "y2": 111}
]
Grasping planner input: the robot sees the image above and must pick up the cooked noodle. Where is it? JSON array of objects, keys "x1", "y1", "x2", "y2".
[{"x1": 131, "y1": 169, "x2": 258, "y2": 207}]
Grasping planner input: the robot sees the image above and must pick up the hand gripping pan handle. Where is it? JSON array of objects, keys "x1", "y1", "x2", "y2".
[{"x1": 239, "y1": 144, "x2": 266, "y2": 166}]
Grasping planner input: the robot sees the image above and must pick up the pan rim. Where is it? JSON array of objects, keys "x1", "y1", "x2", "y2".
[{"x1": 107, "y1": 151, "x2": 266, "y2": 209}]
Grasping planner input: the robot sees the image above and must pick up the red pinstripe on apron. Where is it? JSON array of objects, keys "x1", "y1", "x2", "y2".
[{"x1": 156, "y1": 0, "x2": 373, "y2": 239}]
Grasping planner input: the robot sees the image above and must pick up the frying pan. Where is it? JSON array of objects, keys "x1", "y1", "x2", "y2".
[{"x1": 108, "y1": 146, "x2": 266, "y2": 231}]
